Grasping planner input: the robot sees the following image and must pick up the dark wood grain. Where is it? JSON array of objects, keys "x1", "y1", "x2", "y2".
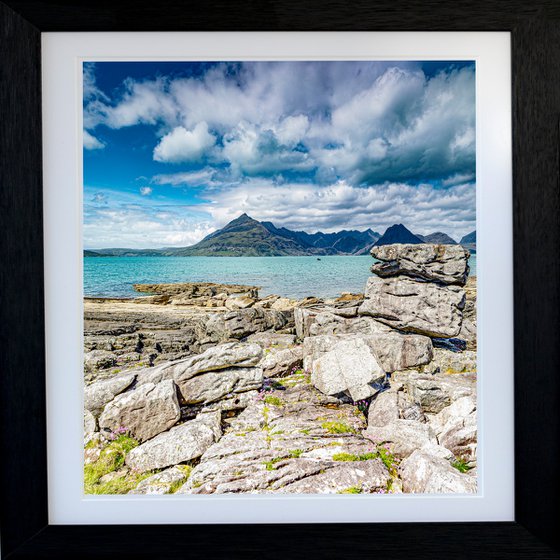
[
  {"x1": 1, "y1": 0, "x2": 559, "y2": 558},
  {"x1": 0, "y1": 2, "x2": 47, "y2": 558}
]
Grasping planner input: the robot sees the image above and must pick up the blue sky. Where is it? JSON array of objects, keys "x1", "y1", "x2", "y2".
[{"x1": 83, "y1": 60, "x2": 476, "y2": 249}]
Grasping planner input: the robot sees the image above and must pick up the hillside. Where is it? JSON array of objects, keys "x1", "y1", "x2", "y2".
[
  {"x1": 417, "y1": 232, "x2": 457, "y2": 244},
  {"x1": 168, "y1": 214, "x2": 321, "y2": 256},
  {"x1": 460, "y1": 230, "x2": 476, "y2": 253}
]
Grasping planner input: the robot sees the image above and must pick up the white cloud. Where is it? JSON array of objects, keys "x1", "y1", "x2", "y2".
[
  {"x1": 153, "y1": 122, "x2": 216, "y2": 163},
  {"x1": 84, "y1": 203, "x2": 215, "y2": 249},
  {"x1": 151, "y1": 168, "x2": 217, "y2": 186},
  {"x1": 84, "y1": 62, "x2": 475, "y2": 185},
  {"x1": 194, "y1": 178, "x2": 476, "y2": 241},
  {"x1": 139, "y1": 186, "x2": 153, "y2": 196},
  {"x1": 83, "y1": 130, "x2": 105, "y2": 150}
]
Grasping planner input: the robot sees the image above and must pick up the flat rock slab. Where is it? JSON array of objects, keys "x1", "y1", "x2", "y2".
[
  {"x1": 358, "y1": 276, "x2": 465, "y2": 338},
  {"x1": 393, "y1": 371, "x2": 476, "y2": 414},
  {"x1": 128, "y1": 466, "x2": 190, "y2": 495},
  {"x1": 399, "y1": 449, "x2": 477, "y2": 493},
  {"x1": 364, "y1": 419, "x2": 438, "y2": 459},
  {"x1": 177, "y1": 382, "x2": 391, "y2": 494},
  {"x1": 98, "y1": 380, "x2": 181, "y2": 442},
  {"x1": 312, "y1": 338, "x2": 386, "y2": 401},
  {"x1": 371, "y1": 243, "x2": 470, "y2": 286},
  {"x1": 125, "y1": 411, "x2": 221, "y2": 472},
  {"x1": 179, "y1": 366, "x2": 263, "y2": 405}
]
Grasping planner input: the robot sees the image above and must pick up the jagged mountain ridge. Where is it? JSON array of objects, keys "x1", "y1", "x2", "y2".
[{"x1": 86, "y1": 214, "x2": 474, "y2": 257}]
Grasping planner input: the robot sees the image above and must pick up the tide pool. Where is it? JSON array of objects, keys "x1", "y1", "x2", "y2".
[{"x1": 84, "y1": 254, "x2": 476, "y2": 300}]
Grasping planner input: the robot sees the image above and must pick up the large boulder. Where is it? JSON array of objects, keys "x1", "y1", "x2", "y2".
[
  {"x1": 311, "y1": 338, "x2": 386, "y2": 401},
  {"x1": 98, "y1": 380, "x2": 181, "y2": 442},
  {"x1": 169, "y1": 342, "x2": 263, "y2": 399},
  {"x1": 371, "y1": 243, "x2": 470, "y2": 286},
  {"x1": 303, "y1": 331, "x2": 432, "y2": 375},
  {"x1": 84, "y1": 373, "x2": 136, "y2": 417},
  {"x1": 179, "y1": 367, "x2": 263, "y2": 405},
  {"x1": 126, "y1": 411, "x2": 221, "y2": 472},
  {"x1": 399, "y1": 449, "x2": 477, "y2": 493},
  {"x1": 358, "y1": 276, "x2": 465, "y2": 338}
]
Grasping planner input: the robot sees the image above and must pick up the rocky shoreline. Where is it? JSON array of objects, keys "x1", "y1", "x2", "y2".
[{"x1": 84, "y1": 243, "x2": 477, "y2": 495}]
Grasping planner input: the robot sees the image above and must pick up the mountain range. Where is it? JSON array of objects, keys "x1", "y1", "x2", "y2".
[{"x1": 86, "y1": 214, "x2": 476, "y2": 257}]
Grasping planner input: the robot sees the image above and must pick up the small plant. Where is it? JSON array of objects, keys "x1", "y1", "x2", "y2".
[
  {"x1": 338, "y1": 486, "x2": 362, "y2": 494},
  {"x1": 451, "y1": 457, "x2": 472, "y2": 473},
  {"x1": 264, "y1": 395, "x2": 284, "y2": 407},
  {"x1": 332, "y1": 452, "x2": 377, "y2": 462},
  {"x1": 321, "y1": 421, "x2": 356, "y2": 435},
  {"x1": 377, "y1": 444, "x2": 399, "y2": 477},
  {"x1": 353, "y1": 399, "x2": 370, "y2": 415},
  {"x1": 289, "y1": 449, "x2": 304, "y2": 458},
  {"x1": 300, "y1": 428, "x2": 311, "y2": 435},
  {"x1": 263, "y1": 457, "x2": 285, "y2": 471}
]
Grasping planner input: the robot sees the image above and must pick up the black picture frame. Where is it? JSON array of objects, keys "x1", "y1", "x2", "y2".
[{"x1": 1, "y1": 1, "x2": 559, "y2": 558}]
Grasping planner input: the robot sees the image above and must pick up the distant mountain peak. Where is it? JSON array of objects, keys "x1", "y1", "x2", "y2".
[{"x1": 374, "y1": 224, "x2": 423, "y2": 246}]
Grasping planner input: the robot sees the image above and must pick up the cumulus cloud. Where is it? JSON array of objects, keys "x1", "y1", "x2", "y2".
[
  {"x1": 153, "y1": 122, "x2": 216, "y2": 163},
  {"x1": 83, "y1": 130, "x2": 105, "y2": 150},
  {"x1": 84, "y1": 62, "x2": 475, "y2": 185},
  {"x1": 139, "y1": 186, "x2": 153, "y2": 196}
]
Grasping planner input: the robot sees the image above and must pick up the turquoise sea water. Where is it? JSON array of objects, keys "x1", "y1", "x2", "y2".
[{"x1": 84, "y1": 254, "x2": 477, "y2": 300}]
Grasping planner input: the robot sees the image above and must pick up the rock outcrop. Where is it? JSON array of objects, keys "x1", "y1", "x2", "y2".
[
  {"x1": 84, "y1": 244, "x2": 478, "y2": 496},
  {"x1": 371, "y1": 244, "x2": 470, "y2": 285},
  {"x1": 98, "y1": 380, "x2": 181, "y2": 442}
]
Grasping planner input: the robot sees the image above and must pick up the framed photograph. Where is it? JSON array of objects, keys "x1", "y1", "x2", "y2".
[{"x1": 1, "y1": 2, "x2": 559, "y2": 558}]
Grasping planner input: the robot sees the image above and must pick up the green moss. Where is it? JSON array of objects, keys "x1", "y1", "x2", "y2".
[
  {"x1": 337, "y1": 486, "x2": 362, "y2": 494},
  {"x1": 264, "y1": 395, "x2": 284, "y2": 407},
  {"x1": 451, "y1": 458, "x2": 472, "y2": 473},
  {"x1": 263, "y1": 457, "x2": 285, "y2": 471},
  {"x1": 191, "y1": 479, "x2": 203, "y2": 488},
  {"x1": 300, "y1": 428, "x2": 311, "y2": 435},
  {"x1": 288, "y1": 449, "x2": 304, "y2": 458},
  {"x1": 377, "y1": 444, "x2": 399, "y2": 477},
  {"x1": 84, "y1": 434, "x2": 142, "y2": 494},
  {"x1": 332, "y1": 452, "x2": 377, "y2": 462},
  {"x1": 321, "y1": 421, "x2": 356, "y2": 434}
]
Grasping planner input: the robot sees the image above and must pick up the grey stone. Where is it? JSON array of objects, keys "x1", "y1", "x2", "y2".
[
  {"x1": 84, "y1": 409, "x2": 97, "y2": 433},
  {"x1": 126, "y1": 411, "x2": 222, "y2": 472},
  {"x1": 260, "y1": 346, "x2": 303, "y2": 377},
  {"x1": 358, "y1": 276, "x2": 465, "y2": 338},
  {"x1": 396, "y1": 371, "x2": 476, "y2": 414},
  {"x1": 312, "y1": 338, "x2": 386, "y2": 401},
  {"x1": 303, "y1": 331, "x2": 432, "y2": 375},
  {"x1": 371, "y1": 243, "x2": 470, "y2": 286},
  {"x1": 128, "y1": 466, "x2": 191, "y2": 494},
  {"x1": 246, "y1": 332, "x2": 297, "y2": 349},
  {"x1": 399, "y1": 449, "x2": 477, "y2": 493},
  {"x1": 98, "y1": 380, "x2": 181, "y2": 442},
  {"x1": 179, "y1": 367, "x2": 263, "y2": 405},
  {"x1": 84, "y1": 349, "x2": 117, "y2": 371},
  {"x1": 84, "y1": 373, "x2": 136, "y2": 417},
  {"x1": 367, "y1": 390, "x2": 399, "y2": 427},
  {"x1": 364, "y1": 419, "x2": 437, "y2": 459}
]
